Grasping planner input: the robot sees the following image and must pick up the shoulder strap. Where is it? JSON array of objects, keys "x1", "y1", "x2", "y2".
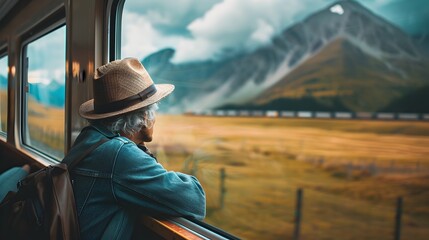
[{"x1": 65, "y1": 138, "x2": 110, "y2": 170}]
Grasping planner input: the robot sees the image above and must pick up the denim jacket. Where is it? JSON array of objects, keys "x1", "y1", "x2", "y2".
[{"x1": 63, "y1": 124, "x2": 206, "y2": 240}]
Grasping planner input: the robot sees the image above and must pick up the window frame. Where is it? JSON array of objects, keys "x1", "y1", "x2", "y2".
[
  {"x1": 19, "y1": 8, "x2": 66, "y2": 164},
  {"x1": 0, "y1": 47, "x2": 8, "y2": 140},
  {"x1": 175, "y1": 218, "x2": 241, "y2": 240},
  {"x1": 108, "y1": 0, "x2": 125, "y2": 61},
  {"x1": 140, "y1": 216, "x2": 241, "y2": 240}
]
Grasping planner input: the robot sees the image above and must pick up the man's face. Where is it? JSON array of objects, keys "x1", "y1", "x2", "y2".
[
  {"x1": 139, "y1": 125, "x2": 154, "y2": 143},
  {"x1": 135, "y1": 118, "x2": 155, "y2": 144}
]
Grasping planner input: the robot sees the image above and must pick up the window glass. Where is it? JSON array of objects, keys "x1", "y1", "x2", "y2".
[
  {"x1": 0, "y1": 55, "x2": 7, "y2": 135},
  {"x1": 121, "y1": 1, "x2": 429, "y2": 239},
  {"x1": 24, "y1": 25, "x2": 66, "y2": 159}
]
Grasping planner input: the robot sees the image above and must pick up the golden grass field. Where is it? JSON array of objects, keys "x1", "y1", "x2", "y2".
[
  {"x1": 26, "y1": 96, "x2": 64, "y2": 158},
  {"x1": 1, "y1": 90, "x2": 64, "y2": 157},
  {"x1": 2, "y1": 89, "x2": 429, "y2": 239},
  {"x1": 2, "y1": 91, "x2": 60, "y2": 130},
  {"x1": 0, "y1": 91, "x2": 7, "y2": 131},
  {"x1": 148, "y1": 115, "x2": 429, "y2": 240}
]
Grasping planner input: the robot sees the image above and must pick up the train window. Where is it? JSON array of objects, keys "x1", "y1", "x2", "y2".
[
  {"x1": 119, "y1": 0, "x2": 429, "y2": 239},
  {"x1": 0, "y1": 54, "x2": 7, "y2": 137},
  {"x1": 22, "y1": 25, "x2": 66, "y2": 160}
]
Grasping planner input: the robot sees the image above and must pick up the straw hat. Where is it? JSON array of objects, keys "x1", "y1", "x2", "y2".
[{"x1": 79, "y1": 57, "x2": 174, "y2": 120}]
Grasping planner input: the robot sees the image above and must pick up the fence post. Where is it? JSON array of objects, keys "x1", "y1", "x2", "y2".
[
  {"x1": 219, "y1": 168, "x2": 226, "y2": 209},
  {"x1": 293, "y1": 188, "x2": 303, "y2": 240},
  {"x1": 394, "y1": 197, "x2": 403, "y2": 240}
]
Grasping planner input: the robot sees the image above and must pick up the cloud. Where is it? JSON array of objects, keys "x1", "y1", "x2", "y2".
[
  {"x1": 25, "y1": 26, "x2": 66, "y2": 84},
  {"x1": 123, "y1": 0, "x2": 221, "y2": 35},
  {"x1": 121, "y1": 0, "x2": 423, "y2": 63},
  {"x1": 171, "y1": 0, "x2": 316, "y2": 62},
  {"x1": 0, "y1": 57, "x2": 7, "y2": 76},
  {"x1": 28, "y1": 69, "x2": 64, "y2": 85},
  {"x1": 121, "y1": 11, "x2": 183, "y2": 59},
  {"x1": 122, "y1": 0, "x2": 317, "y2": 63},
  {"x1": 250, "y1": 20, "x2": 276, "y2": 45}
]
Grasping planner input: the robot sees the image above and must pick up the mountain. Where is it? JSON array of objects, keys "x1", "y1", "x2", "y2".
[
  {"x1": 143, "y1": 0, "x2": 429, "y2": 113},
  {"x1": 381, "y1": 86, "x2": 429, "y2": 113},
  {"x1": 413, "y1": 34, "x2": 429, "y2": 54},
  {"x1": 0, "y1": 74, "x2": 6, "y2": 89},
  {"x1": 29, "y1": 81, "x2": 65, "y2": 108},
  {"x1": 1, "y1": 74, "x2": 65, "y2": 108},
  {"x1": 142, "y1": 48, "x2": 227, "y2": 111},
  {"x1": 250, "y1": 38, "x2": 429, "y2": 112}
]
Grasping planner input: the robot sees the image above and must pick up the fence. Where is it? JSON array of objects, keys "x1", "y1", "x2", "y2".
[
  {"x1": 207, "y1": 167, "x2": 425, "y2": 240},
  {"x1": 292, "y1": 188, "x2": 406, "y2": 240}
]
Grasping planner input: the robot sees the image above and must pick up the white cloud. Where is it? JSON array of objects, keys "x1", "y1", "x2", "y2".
[
  {"x1": 250, "y1": 20, "x2": 276, "y2": 44},
  {"x1": 52, "y1": 68, "x2": 65, "y2": 83},
  {"x1": 121, "y1": 12, "x2": 183, "y2": 60},
  {"x1": 28, "y1": 69, "x2": 64, "y2": 85},
  {"x1": 0, "y1": 57, "x2": 7, "y2": 76},
  {"x1": 123, "y1": 0, "x2": 221, "y2": 35},
  {"x1": 27, "y1": 66, "x2": 65, "y2": 85},
  {"x1": 26, "y1": 25, "x2": 66, "y2": 75},
  {"x1": 170, "y1": 38, "x2": 216, "y2": 63},
  {"x1": 172, "y1": 0, "x2": 311, "y2": 62},
  {"x1": 121, "y1": 0, "x2": 404, "y2": 63},
  {"x1": 122, "y1": 0, "x2": 318, "y2": 63}
]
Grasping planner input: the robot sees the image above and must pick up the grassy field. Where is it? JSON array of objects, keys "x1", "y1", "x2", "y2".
[
  {"x1": 0, "y1": 90, "x2": 7, "y2": 132},
  {"x1": 1, "y1": 90, "x2": 64, "y2": 158},
  {"x1": 148, "y1": 115, "x2": 429, "y2": 240},
  {"x1": 2, "y1": 89, "x2": 428, "y2": 239},
  {"x1": 26, "y1": 96, "x2": 64, "y2": 158}
]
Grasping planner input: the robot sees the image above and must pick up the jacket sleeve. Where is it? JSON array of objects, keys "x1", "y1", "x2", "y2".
[{"x1": 111, "y1": 142, "x2": 206, "y2": 220}]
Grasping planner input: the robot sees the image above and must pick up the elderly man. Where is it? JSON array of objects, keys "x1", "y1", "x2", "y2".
[{"x1": 63, "y1": 58, "x2": 206, "y2": 239}]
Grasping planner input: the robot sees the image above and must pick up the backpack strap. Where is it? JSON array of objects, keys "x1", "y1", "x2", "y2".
[{"x1": 65, "y1": 138, "x2": 110, "y2": 170}]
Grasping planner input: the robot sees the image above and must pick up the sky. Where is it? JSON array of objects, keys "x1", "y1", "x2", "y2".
[
  {"x1": 0, "y1": 56, "x2": 7, "y2": 79},
  {"x1": 121, "y1": 0, "x2": 429, "y2": 63},
  {"x1": 20, "y1": 0, "x2": 428, "y2": 85},
  {"x1": 26, "y1": 25, "x2": 66, "y2": 85}
]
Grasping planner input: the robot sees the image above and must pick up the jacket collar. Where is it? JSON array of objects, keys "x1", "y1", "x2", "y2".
[{"x1": 87, "y1": 123, "x2": 120, "y2": 139}]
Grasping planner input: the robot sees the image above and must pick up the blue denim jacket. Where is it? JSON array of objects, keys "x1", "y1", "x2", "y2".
[{"x1": 63, "y1": 124, "x2": 206, "y2": 240}]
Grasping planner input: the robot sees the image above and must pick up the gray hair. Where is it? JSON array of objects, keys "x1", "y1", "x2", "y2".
[{"x1": 90, "y1": 103, "x2": 158, "y2": 136}]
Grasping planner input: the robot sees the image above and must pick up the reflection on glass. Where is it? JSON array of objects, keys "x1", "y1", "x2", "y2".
[
  {"x1": 0, "y1": 55, "x2": 7, "y2": 134},
  {"x1": 122, "y1": 0, "x2": 429, "y2": 239},
  {"x1": 25, "y1": 25, "x2": 66, "y2": 159}
]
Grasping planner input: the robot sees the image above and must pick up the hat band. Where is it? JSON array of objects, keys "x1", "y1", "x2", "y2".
[{"x1": 94, "y1": 84, "x2": 157, "y2": 114}]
